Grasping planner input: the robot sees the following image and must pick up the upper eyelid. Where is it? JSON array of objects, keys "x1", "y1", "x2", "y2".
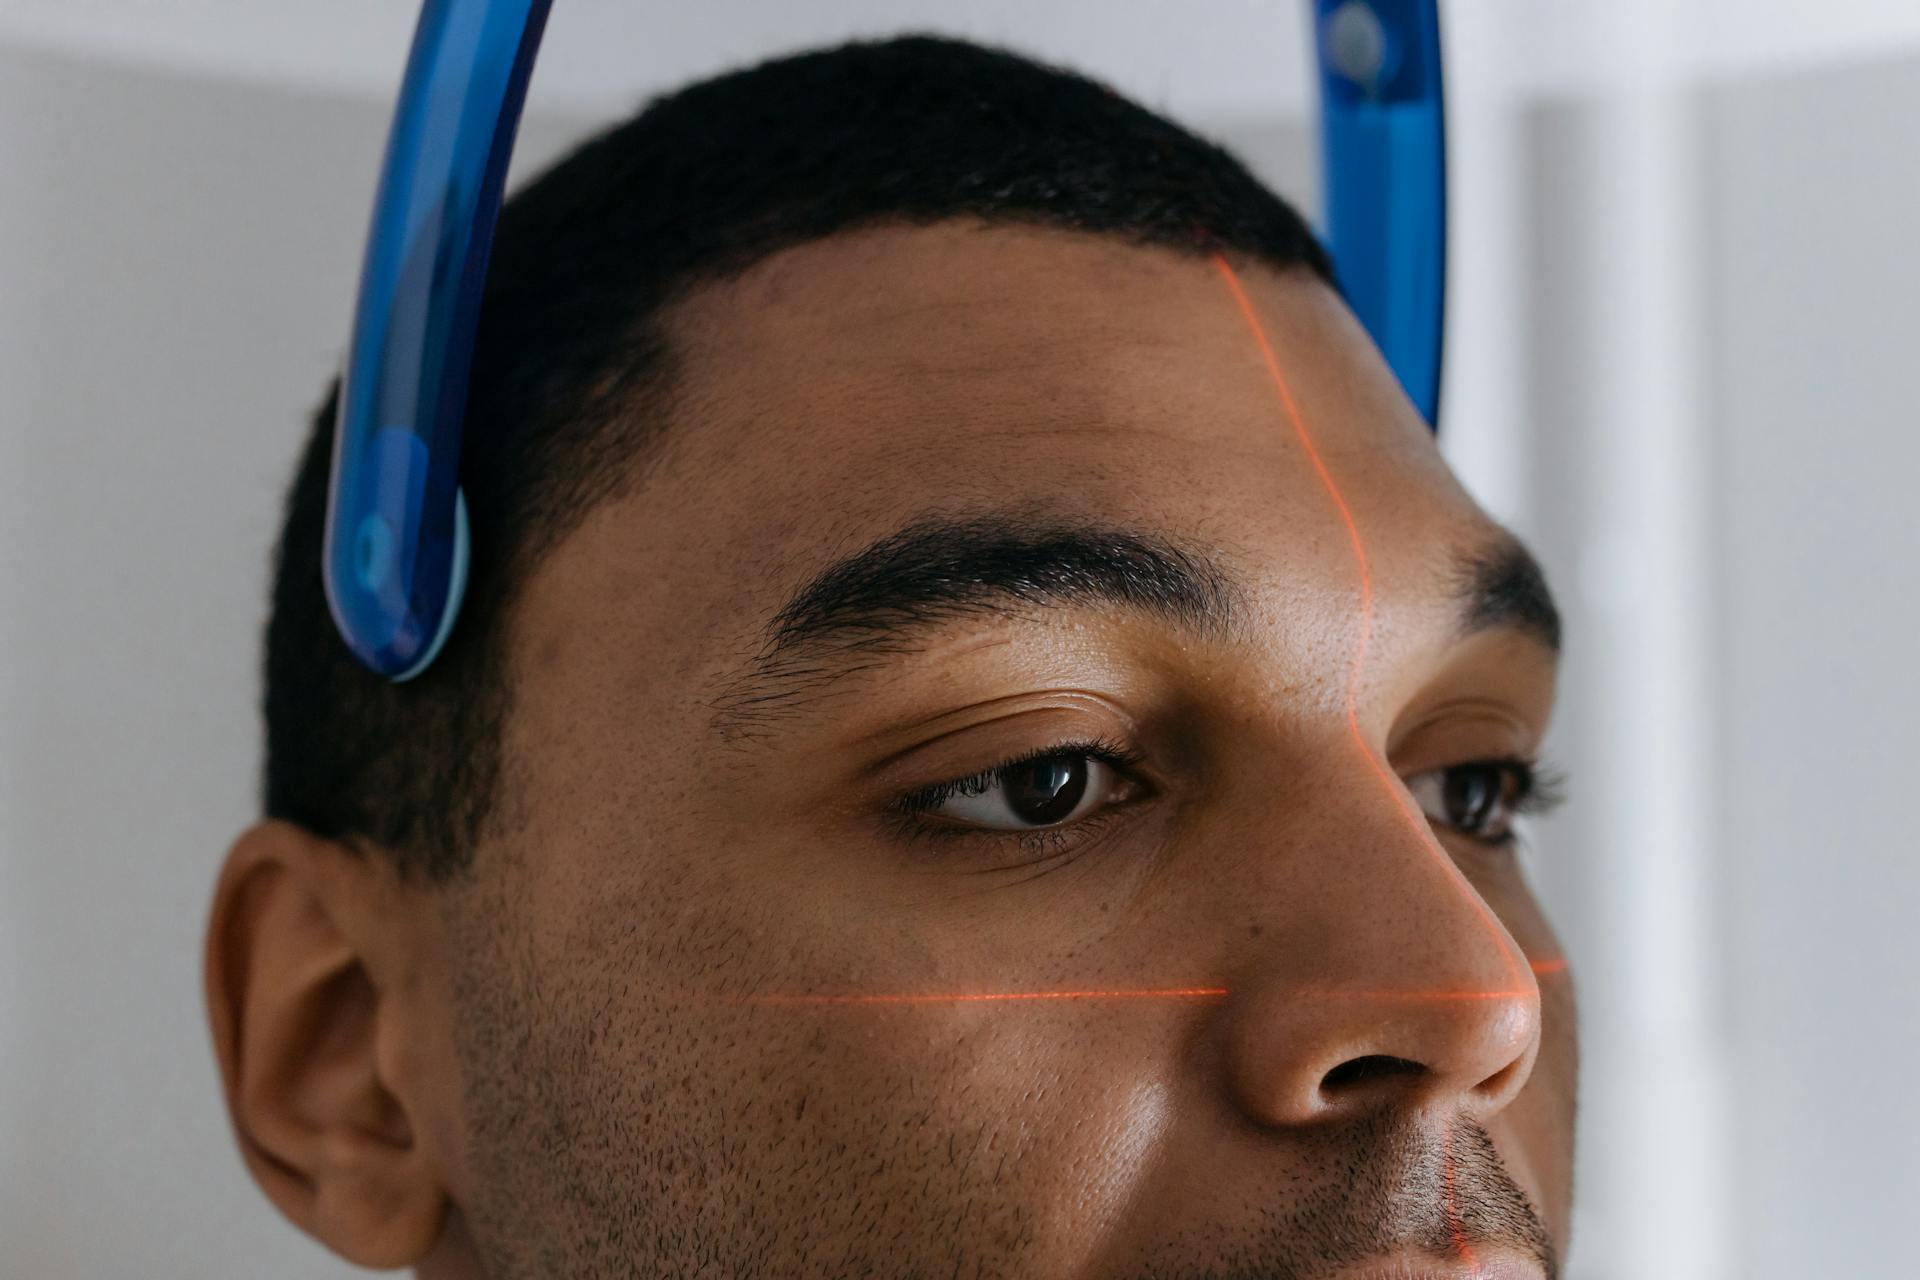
[
  {"x1": 897, "y1": 739, "x2": 1142, "y2": 804},
  {"x1": 891, "y1": 741, "x2": 1148, "y2": 839}
]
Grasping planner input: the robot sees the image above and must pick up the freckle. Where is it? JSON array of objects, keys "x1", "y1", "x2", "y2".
[{"x1": 1248, "y1": 923, "x2": 1263, "y2": 938}]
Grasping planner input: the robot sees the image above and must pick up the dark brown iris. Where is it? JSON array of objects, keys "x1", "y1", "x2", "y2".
[
  {"x1": 1443, "y1": 765, "x2": 1501, "y2": 833},
  {"x1": 1001, "y1": 756, "x2": 1088, "y2": 825}
]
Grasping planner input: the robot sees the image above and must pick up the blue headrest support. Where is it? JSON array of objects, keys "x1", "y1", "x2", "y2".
[{"x1": 324, "y1": 0, "x2": 1444, "y2": 679}]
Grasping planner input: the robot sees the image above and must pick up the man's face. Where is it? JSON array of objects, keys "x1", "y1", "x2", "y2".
[{"x1": 436, "y1": 223, "x2": 1574, "y2": 1278}]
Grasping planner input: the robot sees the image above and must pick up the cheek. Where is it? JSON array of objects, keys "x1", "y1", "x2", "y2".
[
  {"x1": 524, "y1": 849, "x2": 1184, "y2": 1269},
  {"x1": 721, "y1": 1000, "x2": 1178, "y2": 1266},
  {"x1": 848, "y1": 1013, "x2": 1175, "y2": 1258},
  {"x1": 1045, "y1": 1074, "x2": 1177, "y2": 1238}
]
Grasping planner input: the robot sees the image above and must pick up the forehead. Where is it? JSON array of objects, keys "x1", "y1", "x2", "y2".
[{"x1": 511, "y1": 221, "x2": 1488, "y2": 701}]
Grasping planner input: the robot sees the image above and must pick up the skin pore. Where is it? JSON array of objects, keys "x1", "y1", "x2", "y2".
[{"x1": 205, "y1": 221, "x2": 1576, "y2": 1278}]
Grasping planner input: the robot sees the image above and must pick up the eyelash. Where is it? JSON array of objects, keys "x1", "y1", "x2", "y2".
[
  {"x1": 889, "y1": 742, "x2": 1569, "y2": 859},
  {"x1": 889, "y1": 736, "x2": 1146, "y2": 860},
  {"x1": 1453, "y1": 757, "x2": 1568, "y2": 849}
]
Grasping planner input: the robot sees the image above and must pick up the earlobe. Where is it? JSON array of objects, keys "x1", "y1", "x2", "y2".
[{"x1": 203, "y1": 820, "x2": 449, "y2": 1268}]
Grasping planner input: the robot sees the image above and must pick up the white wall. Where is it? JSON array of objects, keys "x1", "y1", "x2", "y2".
[
  {"x1": 1504, "y1": 49, "x2": 1920, "y2": 1277},
  {"x1": 0, "y1": 43, "x2": 596, "y2": 1280},
  {"x1": 1703, "y1": 54, "x2": 1920, "y2": 1271},
  {"x1": 2, "y1": 6, "x2": 1917, "y2": 1276}
]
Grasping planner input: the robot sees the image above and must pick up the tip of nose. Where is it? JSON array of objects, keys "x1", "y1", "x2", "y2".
[{"x1": 1272, "y1": 986, "x2": 1541, "y2": 1124}]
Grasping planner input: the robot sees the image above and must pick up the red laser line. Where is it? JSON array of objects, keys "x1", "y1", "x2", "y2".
[
  {"x1": 1207, "y1": 253, "x2": 1531, "y2": 998},
  {"x1": 738, "y1": 272, "x2": 1573, "y2": 1016},
  {"x1": 1443, "y1": 1127, "x2": 1478, "y2": 1266},
  {"x1": 740, "y1": 271, "x2": 1568, "y2": 1023},
  {"x1": 1210, "y1": 253, "x2": 1544, "y2": 1272},
  {"x1": 734, "y1": 987, "x2": 1229, "y2": 1007},
  {"x1": 710, "y1": 259, "x2": 1577, "y2": 1276},
  {"x1": 736, "y1": 978, "x2": 1569, "y2": 1006},
  {"x1": 1301, "y1": 987, "x2": 1540, "y2": 1003}
]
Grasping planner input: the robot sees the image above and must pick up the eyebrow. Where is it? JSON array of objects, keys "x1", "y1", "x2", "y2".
[
  {"x1": 707, "y1": 511, "x2": 1558, "y2": 743},
  {"x1": 1455, "y1": 532, "x2": 1561, "y2": 654}
]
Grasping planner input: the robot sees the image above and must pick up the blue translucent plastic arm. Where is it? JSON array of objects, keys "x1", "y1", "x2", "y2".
[
  {"x1": 1312, "y1": 0, "x2": 1446, "y2": 428},
  {"x1": 324, "y1": 0, "x2": 551, "y2": 679}
]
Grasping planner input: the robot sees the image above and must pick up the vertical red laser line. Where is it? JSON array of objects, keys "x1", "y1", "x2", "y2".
[
  {"x1": 1211, "y1": 254, "x2": 1534, "y2": 1272},
  {"x1": 1207, "y1": 253, "x2": 1530, "y2": 994},
  {"x1": 1443, "y1": 1127, "x2": 1478, "y2": 1266}
]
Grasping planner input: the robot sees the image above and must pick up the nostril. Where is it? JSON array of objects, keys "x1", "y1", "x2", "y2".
[
  {"x1": 1475, "y1": 1052, "x2": 1530, "y2": 1103},
  {"x1": 1321, "y1": 1054, "x2": 1427, "y2": 1093}
]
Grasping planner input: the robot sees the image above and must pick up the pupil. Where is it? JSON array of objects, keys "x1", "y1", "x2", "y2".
[
  {"x1": 1004, "y1": 756, "x2": 1088, "y2": 825},
  {"x1": 1443, "y1": 766, "x2": 1496, "y2": 831}
]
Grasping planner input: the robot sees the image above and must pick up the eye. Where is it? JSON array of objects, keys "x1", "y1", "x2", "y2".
[
  {"x1": 1405, "y1": 759, "x2": 1551, "y2": 846},
  {"x1": 898, "y1": 740, "x2": 1142, "y2": 835}
]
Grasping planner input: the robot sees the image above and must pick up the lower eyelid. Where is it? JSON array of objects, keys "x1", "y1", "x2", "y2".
[{"x1": 895, "y1": 791, "x2": 1135, "y2": 856}]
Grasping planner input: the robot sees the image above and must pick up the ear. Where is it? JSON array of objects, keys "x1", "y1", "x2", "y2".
[{"x1": 203, "y1": 819, "x2": 452, "y2": 1269}]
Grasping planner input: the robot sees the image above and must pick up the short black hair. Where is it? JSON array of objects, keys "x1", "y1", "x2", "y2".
[{"x1": 262, "y1": 33, "x2": 1335, "y2": 882}]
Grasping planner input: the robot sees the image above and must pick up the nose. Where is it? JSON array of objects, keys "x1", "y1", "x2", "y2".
[{"x1": 1218, "y1": 770, "x2": 1542, "y2": 1130}]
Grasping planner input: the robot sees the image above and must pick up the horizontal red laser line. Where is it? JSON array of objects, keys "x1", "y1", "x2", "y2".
[
  {"x1": 736, "y1": 965, "x2": 1565, "y2": 1008},
  {"x1": 734, "y1": 987, "x2": 1229, "y2": 1007},
  {"x1": 1302, "y1": 987, "x2": 1539, "y2": 1002}
]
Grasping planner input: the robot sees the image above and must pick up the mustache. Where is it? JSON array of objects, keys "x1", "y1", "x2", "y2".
[{"x1": 1121, "y1": 1114, "x2": 1558, "y2": 1280}]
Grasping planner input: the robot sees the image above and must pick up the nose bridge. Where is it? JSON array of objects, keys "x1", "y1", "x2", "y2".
[
  {"x1": 1204, "y1": 742, "x2": 1544, "y2": 1129},
  {"x1": 1293, "y1": 740, "x2": 1530, "y2": 993},
  {"x1": 1203, "y1": 253, "x2": 1540, "y2": 1131}
]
